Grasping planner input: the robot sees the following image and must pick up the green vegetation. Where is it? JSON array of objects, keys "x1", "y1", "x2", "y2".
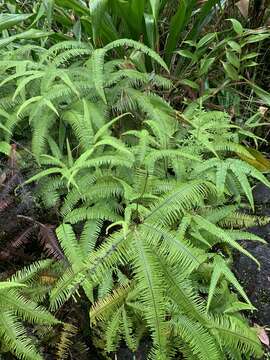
[{"x1": 0, "y1": 1, "x2": 270, "y2": 359}]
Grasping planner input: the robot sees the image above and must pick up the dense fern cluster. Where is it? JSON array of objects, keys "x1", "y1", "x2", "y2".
[{"x1": 0, "y1": 38, "x2": 269, "y2": 360}]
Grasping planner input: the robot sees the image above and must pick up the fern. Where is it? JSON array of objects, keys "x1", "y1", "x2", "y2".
[
  {"x1": 0, "y1": 272, "x2": 60, "y2": 360},
  {"x1": 0, "y1": 37, "x2": 268, "y2": 359}
]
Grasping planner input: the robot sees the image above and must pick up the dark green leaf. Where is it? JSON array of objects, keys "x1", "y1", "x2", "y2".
[
  {"x1": 226, "y1": 50, "x2": 240, "y2": 69},
  {"x1": 176, "y1": 49, "x2": 197, "y2": 61},
  {"x1": 221, "y1": 61, "x2": 239, "y2": 80},
  {"x1": 199, "y1": 57, "x2": 215, "y2": 76},
  {"x1": 243, "y1": 33, "x2": 270, "y2": 44},
  {"x1": 189, "y1": 0, "x2": 220, "y2": 39},
  {"x1": 248, "y1": 82, "x2": 270, "y2": 106},
  {"x1": 90, "y1": 0, "x2": 108, "y2": 46},
  {"x1": 164, "y1": 0, "x2": 187, "y2": 64}
]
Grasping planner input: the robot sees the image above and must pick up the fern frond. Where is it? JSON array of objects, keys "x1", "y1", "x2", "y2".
[
  {"x1": 56, "y1": 323, "x2": 77, "y2": 360},
  {"x1": 0, "y1": 311, "x2": 43, "y2": 360},
  {"x1": 90, "y1": 285, "x2": 131, "y2": 324},
  {"x1": 171, "y1": 315, "x2": 221, "y2": 360},
  {"x1": 132, "y1": 230, "x2": 168, "y2": 358},
  {"x1": 0, "y1": 290, "x2": 60, "y2": 325}
]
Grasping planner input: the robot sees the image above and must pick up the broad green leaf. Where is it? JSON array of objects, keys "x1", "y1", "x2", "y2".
[
  {"x1": 228, "y1": 18, "x2": 243, "y2": 34},
  {"x1": 89, "y1": 0, "x2": 108, "y2": 45},
  {"x1": 130, "y1": 0, "x2": 145, "y2": 35},
  {"x1": 221, "y1": 61, "x2": 239, "y2": 80},
  {"x1": 116, "y1": 0, "x2": 145, "y2": 39},
  {"x1": 243, "y1": 61, "x2": 258, "y2": 68},
  {"x1": 226, "y1": 50, "x2": 240, "y2": 69},
  {"x1": 199, "y1": 57, "x2": 215, "y2": 76},
  {"x1": 248, "y1": 82, "x2": 270, "y2": 107},
  {"x1": 176, "y1": 49, "x2": 197, "y2": 61},
  {"x1": 197, "y1": 33, "x2": 216, "y2": 49},
  {"x1": 238, "y1": 147, "x2": 270, "y2": 172},
  {"x1": 227, "y1": 40, "x2": 241, "y2": 53},
  {"x1": 243, "y1": 33, "x2": 270, "y2": 44},
  {"x1": 0, "y1": 13, "x2": 32, "y2": 31},
  {"x1": 0, "y1": 141, "x2": 11, "y2": 155},
  {"x1": 149, "y1": 0, "x2": 161, "y2": 20},
  {"x1": 189, "y1": 0, "x2": 220, "y2": 39},
  {"x1": 241, "y1": 52, "x2": 258, "y2": 61},
  {"x1": 144, "y1": 13, "x2": 156, "y2": 50},
  {"x1": 164, "y1": 0, "x2": 187, "y2": 64}
]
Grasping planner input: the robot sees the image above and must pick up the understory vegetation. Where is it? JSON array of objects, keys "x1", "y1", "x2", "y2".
[{"x1": 0, "y1": 1, "x2": 270, "y2": 359}]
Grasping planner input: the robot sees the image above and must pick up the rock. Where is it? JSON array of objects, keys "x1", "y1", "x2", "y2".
[
  {"x1": 234, "y1": 241, "x2": 270, "y2": 325},
  {"x1": 253, "y1": 183, "x2": 270, "y2": 205},
  {"x1": 114, "y1": 340, "x2": 151, "y2": 360}
]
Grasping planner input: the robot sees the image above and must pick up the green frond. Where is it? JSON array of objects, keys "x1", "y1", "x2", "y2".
[
  {"x1": 0, "y1": 311, "x2": 43, "y2": 360},
  {"x1": 56, "y1": 224, "x2": 83, "y2": 269},
  {"x1": 0, "y1": 290, "x2": 59, "y2": 325},
  {"x1": 40, "y1": 41, "x2": 92, "y2": 64},
  {"x1": 210, "y1": 315, "x2": 263, "y2": 358},
  {"x1": 207, "y1": 256, "x2": 251, "y2": 313},
  {"x1": 141, "y1": 223, "x2": 205, "y2": 274},
  {"x1": 160, "y1": 260, "x2": 207, "y2": 325},
  {"x1": 171, "y1": 315, "x2": 221, "y2": 360},
  {"x1": 219, "y1": 211, "x2": 270, "y2": 228},
  {"x1": 121, "y1": 307, "x2": 137, "y2": 351},
  {"x1": 131, "y1": 230, "x2": 168, "y2": 358},
  {"x1": 64, "y1": 204, "x2": 121, "y2": 224},
  {"x1": 90, "y1": 285, "x2": 131, "y2": 324},
  {"x1": 192, "y1": 215, "x2": 259, "y2": 265},
  {"x1": 105, "y1": 307, "x2": 122, "y2": 352},
  {"x1": 104, "y1": 39, "x2": 169, "y2": 72},
  {"x1": 80, "y1": 219, "x2": 103, "y2": 255},
  {"x1": 146, "y1": 180, "x2": 216, "y2": 226},
  {"x1": 49, "y1": 267, "x2": 84, "y2": 311},
  {"x1": 10, "y1": 260, "x2": 54, "y2": 284}
]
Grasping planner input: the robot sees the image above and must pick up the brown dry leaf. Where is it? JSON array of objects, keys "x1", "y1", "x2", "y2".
[
  {"x1": 238, "y1": 147, "x2": 270, "y2": 172},
  {"x1": 254, "y1": 324, "x2": 270, "y2": 347},
  {"x1": 259, "y1": 106, "x2": 268, "y2": 116},
  {"x1": 236, "y1": 0, "x2": 249, "y2": 18}
]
